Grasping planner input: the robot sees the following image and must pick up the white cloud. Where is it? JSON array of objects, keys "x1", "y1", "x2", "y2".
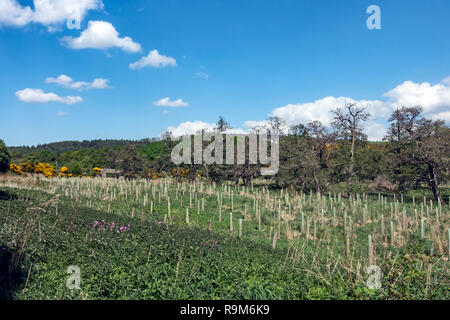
[
  {"x1": 45, "y1": 74, "x2": 109, "y2": 90},
  {"x1": 242, "y1": 97, "x2": 389, "y2": 141},
  {"x1": 428, "y1": 111, "x2": 450, "y2": 123},
  {"x1": 384, "y1": 78, "x2": 450, "y2": 122},
  {"x1": 0, "y1": 0, "x2": 33, "y2": 27},
  {"x1": 61, "y1": 20, "x2": 142, "y2": 52},
  {"x1": 270, "y1": 96, "x2": 387, "y2": 127},
  {"x1": 163, "y1": 121, "x2": 248, "y2": 137},
  {"x1": 0, "y1": 0, "x2": 103, "y2": 28},
  {"x1": 57, "y1": 111, "x2": 68, "y2": 116},
  {"x1": 243, "y1": 120, "x2": 290, "y2": 134},
  {"x1": 164, "y1": 121, "x2": 216, "y2": 137},
  {"x1": 245, "y1": 77, "x2": 450, "y2": 140},
  {"x1": 364, "y1": 122, "x2": 387, "y2": 142},
  {"x1": 153, "y1": 97, "x2": 188, "y2": 107},
  {"x1": 91, "y1": 78, "x2": 109, "y2": 89},
  {"x1": 265, "y1": 78, "x2": 450, "y2": 134},
  {"x1": 129, "y1": 49, "x2": 177, "y2": 70},
  {"x1": 195, "y1": 72, "x2": 209, "y2": 80},
  {"x1": 15, "y1": 88, "x2": 83, "y2": 104},
  {"x1": 223, "y1": 128, "x2": 252, "y2": 135},
  {"x1": 243, "y1": 120, "x2": 269, "y2": 129}
]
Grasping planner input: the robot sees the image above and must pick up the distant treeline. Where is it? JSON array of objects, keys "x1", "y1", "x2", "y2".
[{"x1": 9, "y1": 138, "x2": 157, "y2": 156}]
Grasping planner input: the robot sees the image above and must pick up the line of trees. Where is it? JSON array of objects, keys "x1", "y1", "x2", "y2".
[
  {"x1": 193, "y1": 105, "x2": 448, "y2": 202},
  {"x1": 3, "y1": 105, "x2": 448, "y2": 202}
]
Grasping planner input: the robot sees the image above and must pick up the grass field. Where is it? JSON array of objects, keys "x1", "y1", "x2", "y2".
[{"x1": 0, "y1": 175, "x2": 449, "y2": 300}]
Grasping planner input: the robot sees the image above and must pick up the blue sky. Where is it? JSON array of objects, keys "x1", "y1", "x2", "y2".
[{"x1": 1, "y1": 0, "x2": 449, "y2": 146}]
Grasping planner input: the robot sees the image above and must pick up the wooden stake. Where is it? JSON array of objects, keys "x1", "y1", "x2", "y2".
[
  {"x1": 230, "y1": 212, "x2": 233, "y2": 231},
  {"x1": 239, "y1": 219, "x2": 243, "y2": 239},
  {"x1": 272, "y1": 230, "x2": 277, "y2": 250}
]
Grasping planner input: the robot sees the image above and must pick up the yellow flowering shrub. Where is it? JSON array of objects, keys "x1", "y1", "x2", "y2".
[
  {"x1": 21, "y1": 162, "x2": 35, "y2": 173},
  {"x1": 43, "y1": 166, "x2": 55, "y2": 177},
  {"x1": 9, "y1": 163, "x2": 23, "y2": 175},
  {"x1": 60, "y1": 166, "x2": 69, "y2": 173},
  {"x1": 148, "y1": 168, "x2": 165, "y2": 179},
  {"x1": 170, "y1": 167, "x2": 191, "y2": 178},
  {"x1": 33, "y1": 163, "x2": 55, "y2": 177}
]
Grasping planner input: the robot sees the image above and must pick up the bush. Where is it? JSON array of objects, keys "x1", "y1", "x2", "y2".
[{"x1": 0, "y1": 139, "x2": 11, "y2": 173}]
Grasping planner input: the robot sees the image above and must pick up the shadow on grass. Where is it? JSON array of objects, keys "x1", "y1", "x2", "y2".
[
  {"x1": 0, "y1": 190, "x2": 18, "y2": 201},
  {"x1": 0, "y1": 245, "x2": 26, "y2": 300}
]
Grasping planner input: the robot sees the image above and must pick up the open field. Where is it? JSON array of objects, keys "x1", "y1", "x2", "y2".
[{"x1": 0, "y1": 175, "x2": 449, "y2": 300}]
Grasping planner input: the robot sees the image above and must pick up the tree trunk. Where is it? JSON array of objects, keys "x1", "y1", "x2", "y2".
[
  {"x1": 203, "y1": 164, "x2": 210, "y2": 183},
  {"x1": 348, "y1": 131, "x2": 355, "y2": 196},
  {"x1": 313, "y1": 170, "x2": 320, "y2": 193},
  {"x1": 427, "y1": 163, "x2": 443, "y2": 204}
]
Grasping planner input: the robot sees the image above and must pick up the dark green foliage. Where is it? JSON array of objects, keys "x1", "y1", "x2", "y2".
[
  {"x1": 69, "y1": 163, "x2": 83, "y2": 176},
  {"x1": 9, "y1": 139, "x2": 153, "y2": 156},
  {"x1": 109, "y1": 145, "x2": 150, "y2": 179},
  {"x1": 0, "y1": 139, "x2": 10, "y2": 173}
]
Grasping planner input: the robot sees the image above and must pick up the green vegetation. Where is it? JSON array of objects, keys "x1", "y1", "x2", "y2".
[
  {"x1": 1, "y1": 106, "x2": 448, "y2": 300},
  {"x1": 0, "y1": 139, "x2": 10, "y2": 173},
  {"x1": 0, "y1": 176, "x2": 448, "y2": 300}
]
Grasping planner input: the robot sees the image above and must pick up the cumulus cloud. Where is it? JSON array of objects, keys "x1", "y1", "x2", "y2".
[
  {"x1": 384, "y1": 78, "x2": 450, "y2": 122},
  {"x1": 0, "y1": 0, "x2": 103, "y2": 28},
  {"x1": 271, "y1": 96, "x2": 387, "y2": 127},
  {"x1": 164, "y1": 121, "x2": 216, "y2": 137},
  {"x1": 428, "y1": 110, "x2": 450, "y2": 123},
  {"x1": 263, "y1": 77, "x2": 450, "y2": 130},
  {"x1": 61, "y1": 20, "x2": 142, "y2": 52},
  {"x1": 262, "y1": 97, "x2": 389, "y2": 140},
  {"x1": 364, "y1": 122, "x2": 387, "y2": 142},
  {"x1": 163, "y1": 121, "x2": 248, "y2": 137},
  {"x1": 0, "y1": 0, "x2": 33, "y2": 27},
  {"x1": 129, "y1": 50, "x2": 177, "y2": 70},
  {"x1": 15, "y1": 88, "x2": 83, "y2": 104},
  {"x1": 243, "y1": 120, "x2": 290, "y2": 134},
  {"x1": 45, "y1": 74, "x2": 109, "y2": 90},
  {"x1": 243, "y1": 120, "x2": 269, "y2": 129},
  {"x1": 153, "y1": 97, "x2": 188, "y2": 107}
]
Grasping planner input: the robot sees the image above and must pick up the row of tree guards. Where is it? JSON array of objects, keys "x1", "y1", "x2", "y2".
[{"x1": 3, "y1": 175, "x2": 449, "y2": 265}]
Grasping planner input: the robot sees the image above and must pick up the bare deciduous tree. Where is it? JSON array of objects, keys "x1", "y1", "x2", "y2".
[{"x1": 331, "y1": 103, "x2": 371, "y2": 196}]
